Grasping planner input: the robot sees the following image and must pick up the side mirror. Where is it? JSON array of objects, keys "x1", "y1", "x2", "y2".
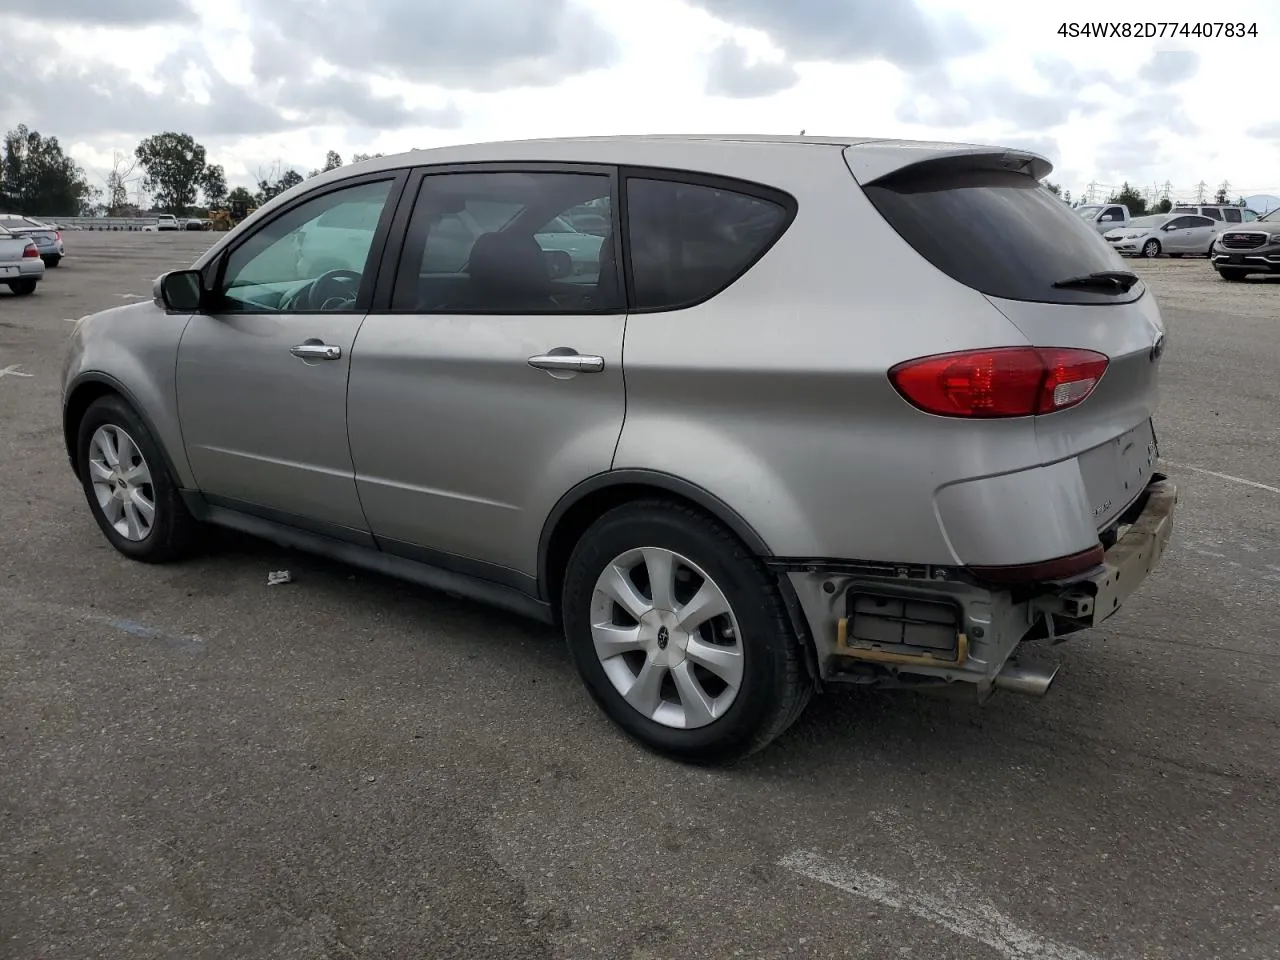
[{"x1": 158, "y1": 269, "x2": 204, "y2": 312}]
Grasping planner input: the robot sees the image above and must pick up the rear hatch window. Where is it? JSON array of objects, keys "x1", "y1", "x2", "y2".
[{"x1": 861, "y1": 166, "x2": 1145, "y2": 306}]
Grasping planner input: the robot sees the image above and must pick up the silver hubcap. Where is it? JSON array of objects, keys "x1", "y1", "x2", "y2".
[
  {"x1": 88, "y1": 425, "x2": 156, "y2": 542},
  {"x1": 590, "y1": 547, "x2": 744, "y2": 730}
]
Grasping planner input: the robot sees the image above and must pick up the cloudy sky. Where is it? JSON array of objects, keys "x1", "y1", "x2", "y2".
[{"x1": 2, "y1": 0, "x2": 1278, "y2": 202}]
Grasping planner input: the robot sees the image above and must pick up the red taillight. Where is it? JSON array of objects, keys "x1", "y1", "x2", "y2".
[
  {"x1": 54, "y1": 231, "x2": 62, "y2": 241},
  {"x1": 22, "y1": 243, "x2": 39, "y2": 258},
  {"x1": 888, "y1": 347, "x2": 1109, "y2": 418}
]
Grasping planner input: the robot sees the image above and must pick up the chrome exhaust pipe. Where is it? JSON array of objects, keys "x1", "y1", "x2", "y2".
[{"x1": 993, "y1": 661, "x2": 1060, "y2": 697}]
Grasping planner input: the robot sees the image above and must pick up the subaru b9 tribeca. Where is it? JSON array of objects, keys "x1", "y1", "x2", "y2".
[{"x1": 61, "y1": 135, "x2": 1176, "y2": 763}]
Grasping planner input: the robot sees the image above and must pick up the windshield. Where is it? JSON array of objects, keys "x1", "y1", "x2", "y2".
[
  {"x1": 1075, "y1": 206, "x2": 1103, "y2": 219},
  {"x1": 1261, "y1": 208, "x2": 1279, "y2": 222},
  {"x1": 863, "y1": 169, "x2": 1142, "y2": 305},
  {"x1": 1127, "y1": 216, "x2": 1166, "y2": 229}
]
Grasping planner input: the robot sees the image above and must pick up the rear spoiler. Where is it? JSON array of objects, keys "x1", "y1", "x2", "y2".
[{"x1": 844, "y1": 142, "x2": 1053, "y2": 186}]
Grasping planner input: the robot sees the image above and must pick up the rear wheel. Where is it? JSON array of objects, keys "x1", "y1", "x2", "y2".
[
  {"x1": 1141, "y1": 239, "x2": 1161, "y2": 258},
  {"x1": 561, "y1": 499, "x2": 811, "y2": 763},
  {"x1": 6, "y1": 279, "x2": 36, "y2": 295},
  {"x1": 1217, "y1": 268, "x2": 1249, "y2": 282},
  {"x1": 44, "y1": 255, "x2": 61, "y2": 268},
  {"x1": 76, "y1": 395, "x2": 200, "y2": 563}
]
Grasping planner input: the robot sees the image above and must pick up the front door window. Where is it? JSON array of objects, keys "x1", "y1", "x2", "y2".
[{"x1": 218, "y1": 179, "x2": 394, "y2": 313}]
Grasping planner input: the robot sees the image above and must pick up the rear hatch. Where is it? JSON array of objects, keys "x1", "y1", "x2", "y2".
[
  {"x1": 846, "y1": 143, "x2": 1166, "y2": 530},
  {"x1": 6, "y1": 223, "x2": 58, "y2": 247}
]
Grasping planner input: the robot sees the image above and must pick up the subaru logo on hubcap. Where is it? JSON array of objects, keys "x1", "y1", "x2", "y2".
[{"x1": 656, "y1": 626, "x2": 669, "y2": 649}]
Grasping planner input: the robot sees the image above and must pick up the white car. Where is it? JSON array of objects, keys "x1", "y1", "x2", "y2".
[
  {"x1": 1103, "y1": 213, "x2": 1221, "y2": 258},
  {"x1": 143, "y1": 215, "x2": 181, "y2": 232},
  {"x1": 0, "y1": 225, "x2": 46, "y2": 295}
]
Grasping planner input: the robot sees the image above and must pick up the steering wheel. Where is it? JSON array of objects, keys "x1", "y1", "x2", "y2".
[{"x1": 295, "y1": 268, "x2": 363, "y2": 311}]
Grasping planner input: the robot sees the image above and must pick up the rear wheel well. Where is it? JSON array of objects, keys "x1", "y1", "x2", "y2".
[{"x1": 541, "y1": 482, "x2": 821, "y2": 686}]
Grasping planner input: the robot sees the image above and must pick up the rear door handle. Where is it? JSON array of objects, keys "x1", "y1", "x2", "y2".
[
  {"x1": 527, "y1": 353, "x2": 605, "y2": 373},
  {"x1": 290, "y1": 342, "x2": 342, "y2": 361}
]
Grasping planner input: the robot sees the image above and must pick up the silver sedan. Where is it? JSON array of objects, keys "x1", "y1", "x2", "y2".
[{"x1": 1105, "y1": 213, "x2": 1221, "y2": 258}]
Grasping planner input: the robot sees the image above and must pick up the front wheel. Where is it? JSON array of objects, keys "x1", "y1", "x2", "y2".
[
  {"x1": 1141, "y1": 239, "x2": 1161, "y2": 258},
  {"x1": 44, "y1": 255, "x2": 61, "y2": 268},
  {"x1": 6, "y1": 279, "x2": 36, "y2": 295},
  {"x1": 561, "y1": 500, "x2": 812, "y2": 764},
  {"x1": 76, "y1": 395, "x2": 201, "y2": 563}
]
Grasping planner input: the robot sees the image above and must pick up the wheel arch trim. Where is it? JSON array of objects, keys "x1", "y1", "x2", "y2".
[{"x1": 63, "y1": 372, "x2": 187, "y2": 489}]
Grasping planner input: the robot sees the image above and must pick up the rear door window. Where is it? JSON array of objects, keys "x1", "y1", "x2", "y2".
[
  {"x1": 862, "y1": 168, "x2": 1145, "y2": 305},
  {"x1": 391, "y1": 170, "x2": 620, "y2": 313},
  {"x1": 1223, "y1": 208, "x2": 1242, "y2": 223},
  {"x1": 1202, "y1": 208, "x2": 1223, "y2": 221},
  {"x1": 624, "y1": 176, "x2": 793, "y2": 310}
]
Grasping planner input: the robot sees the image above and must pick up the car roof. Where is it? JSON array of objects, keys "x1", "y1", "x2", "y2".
[{"x1": 334, "y1": 133, "x2": 1050, "y2": 179}]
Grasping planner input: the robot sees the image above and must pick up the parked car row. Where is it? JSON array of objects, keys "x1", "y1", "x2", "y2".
[
  {"x1": 1077, "y1": 202, "x2": 1261, "y2": 235},
  {"x1": 0, "y1": 224, "x2": 46, "y2": 295},
  {"x1": 0, "y1": 214, "x2": 65, "y2": 268}
]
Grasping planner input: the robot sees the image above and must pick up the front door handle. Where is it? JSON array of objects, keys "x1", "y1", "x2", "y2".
[
  {"x1": 527, "y1": 353, "x2": 605, "y2": 373},
  {"x1": 290, "y1": 342, "x2": 342, "y2": 361}
]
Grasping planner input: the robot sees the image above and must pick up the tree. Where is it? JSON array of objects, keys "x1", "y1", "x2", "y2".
[
  {"x1": 308, "y1": 149, "x2": 345, "y2": 179},
  {"x1": 200, "y1": 163, "x2": 228, "y2": 208},
  {"x1": 1108, "y1": 182, "x2": 1146, "y2": 216},
  {"x1": 1063, "y1": 189, "x2": 1073, "y2": 205},
  {"x1": 1154, "y1": 198, "x2": 1172, "y2": 214},
  {"x1": 135, "y1": 132, "x2": 209, "y2": 214},
  {"x1": 227, "y1": 186, "x2": 256, "y2": 206},
  {"x1": 1042, "y1": 180, "x2": 1062, "y2": 196},
  {"x1": 101, "y1": 150, "x2": 140, "y2": 216},
  {"x1": 1213, "y1": 185, "x2": 1229, "y2": 205},
  {"x1": 0, "y1": 124, "x2": 95, "y2": 216},
  {"x1": 350, "y1": 152, "x2": 384, "y2": 163},
  {"x1": 255, "y1": 161, "x2": 305, "y2": 205}
]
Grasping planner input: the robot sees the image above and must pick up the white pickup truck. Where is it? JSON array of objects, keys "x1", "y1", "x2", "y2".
[
  {"x1": 0, "y1": 225, "x2": 46, "y2": 295},
  {"x1": 1073, "y1": 203, "x2": 1131, "y2": 233}
]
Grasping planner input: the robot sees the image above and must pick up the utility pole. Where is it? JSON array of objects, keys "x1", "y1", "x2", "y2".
[
  {"x1": 1086, "y1": 181, "x2": 1099, "y2": 203},
  {"x1": 1161, "y1": 181, "x2": 1172, "y2": 200},
  {"x1": 1194, "y1": 180, "x2": 1207, "y2": 203}
]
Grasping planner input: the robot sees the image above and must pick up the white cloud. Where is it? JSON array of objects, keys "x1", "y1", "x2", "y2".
[{"x1": 0, "y1": 0, "x2": 1277, "y2": 201}]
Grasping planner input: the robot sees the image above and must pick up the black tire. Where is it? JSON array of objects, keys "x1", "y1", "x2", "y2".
[
  {"x1": 561, "y1": 499, "x2": 812, "y2": 764},
  {"x1": 76, "y1": 394, "x2": 201, "y2": 563},
  {"x1": 1169, "y1": 253, "x2": 1183, "y2": 258},
  {"x1": 44, "y1": 255, "x2": 61, "y2": 268},
  {"x1": 1141, "y1": 239, "x2": 1161, "y2": 258},
  {"x1": 6, "y1": 279, "x2": 36, "y2": 295},
  {"x1": 1217, "y1": 268, "x2": 1249, "y2": 282}
]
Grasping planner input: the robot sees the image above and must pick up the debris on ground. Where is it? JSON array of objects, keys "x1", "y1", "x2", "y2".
[{"x1": 266, "y1": 570, "x2": 292, "y2": 586}]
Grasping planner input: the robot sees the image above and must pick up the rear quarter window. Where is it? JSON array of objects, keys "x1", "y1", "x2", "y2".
[
  {"x1": 625, "y1": 176, "x2": 794, "y2": 311},
  {"x1": 862, "y1": 167, "x2": 1144, "y2": 305}
]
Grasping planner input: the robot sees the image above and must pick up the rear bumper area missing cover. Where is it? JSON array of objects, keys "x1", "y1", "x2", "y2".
[{"x1": 778, "y1": 473, "x2": 1177, "y2": 691}]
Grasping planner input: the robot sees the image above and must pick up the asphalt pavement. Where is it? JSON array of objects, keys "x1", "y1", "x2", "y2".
[{"x1": 1, "y1": 233, "x2": 1277, "y2": 960}]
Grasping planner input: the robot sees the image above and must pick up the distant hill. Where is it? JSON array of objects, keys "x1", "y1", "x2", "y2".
[{"x1": 1245, "y1": 194, "x2": 1279, "y2": 214}]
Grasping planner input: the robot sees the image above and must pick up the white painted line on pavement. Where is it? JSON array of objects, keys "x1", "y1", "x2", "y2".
[
  {"x1": 0, "y1": 363, "x2": 33, "y2": 379},
  {"x1": 115, "y1": 292, "x2": 144, "y2": 299},
  {"x1": 1161, "y1": 460, "x2": 1280, "y2": 495},
  {"x1": 779, "y1": 850, "x2": 1107, "y2": 960}
]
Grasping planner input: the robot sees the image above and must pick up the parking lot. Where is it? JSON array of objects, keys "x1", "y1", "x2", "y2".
[{"x1": 2, "y1": 231, "x2": 1277, "y2": 959}]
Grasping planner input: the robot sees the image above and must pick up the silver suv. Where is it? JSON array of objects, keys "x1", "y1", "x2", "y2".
[{"x1": 61, "y1": 135, "x2": 1177, "y2": 762}]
